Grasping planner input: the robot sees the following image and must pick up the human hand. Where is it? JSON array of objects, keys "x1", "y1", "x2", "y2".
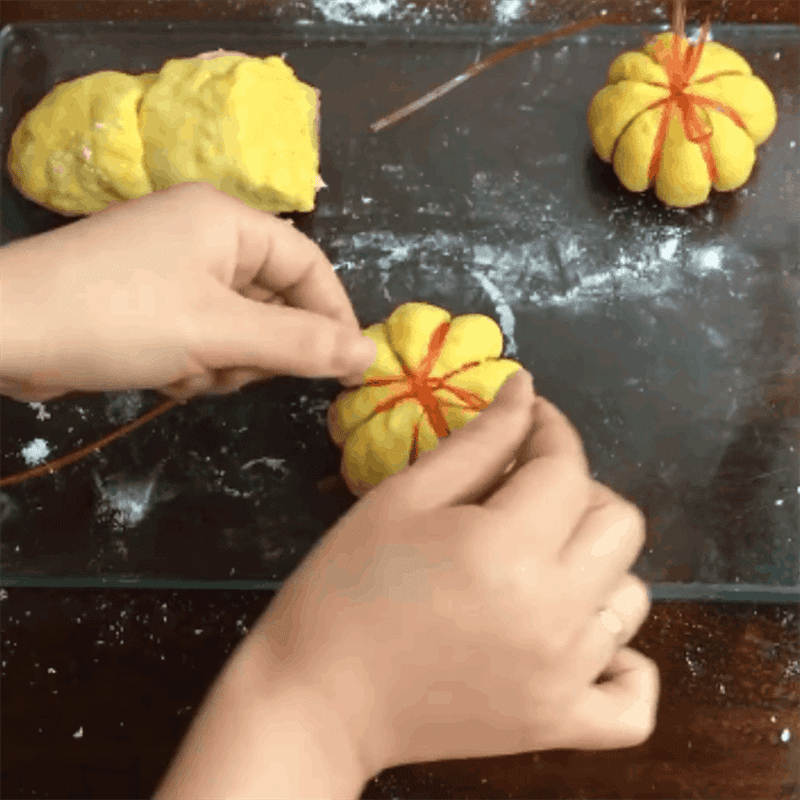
[
  {"x1": 0, "y1": 182, "x2": 376, "y2": 402},
  {"x1": 250, "y1": 369, "x2": 658, "y2": 777}
]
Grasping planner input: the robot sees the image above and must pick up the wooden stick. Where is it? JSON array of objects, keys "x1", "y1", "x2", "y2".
[
  {"x1": 0, "y1": 397, "x2": 180, "y2": 487},
  {"x1": 370, "y1": 13, "x2": 630, "y2": 133}
]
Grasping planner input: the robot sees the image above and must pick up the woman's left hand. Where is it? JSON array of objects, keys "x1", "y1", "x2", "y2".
[{"x1": 0, "y1": 182, "x2": 376, "y2": 402}]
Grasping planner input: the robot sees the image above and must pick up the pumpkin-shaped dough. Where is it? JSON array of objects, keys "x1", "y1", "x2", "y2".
[
  {"x1": 7, "y1": 51, "x2": 320, "y2": 217},
  {"x1": 587, "y1": 32, "x2": 777, "y2": 207},
  {"x1": 328, "y1": 302, "x2": 523, "y2": 496}
]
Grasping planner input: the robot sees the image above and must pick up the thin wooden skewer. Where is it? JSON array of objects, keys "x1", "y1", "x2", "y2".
[
  {"x1": 370, "y1": 13, "x2": 630, "y2": 133},
  {"x1": 0, "y1": 397, "x2": 180, "y2": 487}
]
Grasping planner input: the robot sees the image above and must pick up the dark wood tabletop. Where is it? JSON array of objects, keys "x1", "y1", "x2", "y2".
[
  {"x1": 1, "y1": 589, "x2": 798, "y2": 799},
  {"x1": 0, "y1": 2, "x2": 798, "y2": 799}
]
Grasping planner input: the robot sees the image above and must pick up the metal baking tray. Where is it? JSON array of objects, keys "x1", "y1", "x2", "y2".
[{"x1": 1, "y1": 19, "x2": 798, "y2": 598}]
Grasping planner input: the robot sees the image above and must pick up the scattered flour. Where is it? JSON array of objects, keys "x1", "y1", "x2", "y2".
[
  {"x1": 470, "y1": 271, "x2": 518, "y2": 356},
  {"x1": 106, "y1": 391, "x2": 144, "y2": 424},
  {"x1": 686, "y1": 25, "x2": 715, "y2": 42},
  {"x1": 28, "y1": 402, "x2": 51, "y2": 421},
  {"x1": 21, "y1": 438, "x2": 50, "y2": 466},
  {"x1": 659, "y1": 237, "x2": 679, "y2": 261},
  {"x1": 0, "y1": 492, "x2": 19, "y2": 525},
  {"x1": 332, "y1": 221, "x2": 691, "y2": 328},
  {"x1": 314, "y1": 0, "x2": 400, "y2": 24},
  {"x1": 494, "y1": 0, "x2": 528, "y2": 25},
  {"x1": 241, "y1": 457, "x2": 289, "y2": 475},
  {"x1": 695, "y1": 247, "x2": 723, "y2": 273},
  {"x1": 93, "y1": 471, "x2": 158, "y2": 528}
]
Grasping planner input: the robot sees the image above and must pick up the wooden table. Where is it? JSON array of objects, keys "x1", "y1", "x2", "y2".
[{"x1": 0, "y1": 2, "x2": 797, "y2": 798}]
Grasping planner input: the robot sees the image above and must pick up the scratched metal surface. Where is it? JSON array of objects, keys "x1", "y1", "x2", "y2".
[{"x1": 0, "y1": 20, "x2": 798, "y2": 590}]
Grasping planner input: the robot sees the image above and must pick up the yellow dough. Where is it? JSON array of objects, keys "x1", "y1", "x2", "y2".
[
  {"x1": 7, "y1": 71, "x2": 154, "y2": 215},
  {"x1": 328, "y1": 302, "x2": 523, "y2": 497},
  {"x1": 587, "y1": 32, "x2": 777, "y2": 207},
  {"x1": 7, "y1": 51, "x2": 320, "y2": 216}
]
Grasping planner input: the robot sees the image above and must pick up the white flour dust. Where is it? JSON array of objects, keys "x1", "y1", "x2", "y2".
[
  {"x1": 93, "y1": 470, "x2": 158, "y2": 529},
  {"x1": 494, "y1": 0, "x2": 528, "y2": 25},
  {"x1": 314, "y1": 0, "x2": 400, "y2": 24},
  {"x1": 469, "y1": 271, "x2": 518, "y2": 356},
  {"x1": 28, "y1": 402, "x2": 51, "y2": 421},
  {"x1": 472, "y1": 229, "x2": 687, "y2": 314},
  {"x1": 330, "y1": 159, "x2": 760, "y2": 366},
  {"x1": 686, "y1": 25, "x2": 715, "y2": 42},
  {"x1": 334, "y1": 230, "x2": 462, "y2": 282},
  {"x1": 21, "y1": 438, "x2": 50, "y2": 466},
  {"x1": 339, "y1": 221, "x2": 715, "y2": 322},
  {"x1": 334, "y1": 230, "x2": 519, "y2": 352},
  {"x1": 241, "y1": 457, "x2": 290, "y2": 476},
  {"x1": 466, "y1": 169, "x2": 703, "y2": 314},
  {"x1": 693, "y1": 246, "x2": 723, "y2": 273},
  {"x1": 0, "y1": 492, "x2": 19, "y2": 525},
  {"x1": 106, "y1": 391, "x2": 144, "y2": 424}
]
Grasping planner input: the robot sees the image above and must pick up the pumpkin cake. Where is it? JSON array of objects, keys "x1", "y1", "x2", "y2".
[
  {"x1": 587, "y1": 30, "x2": 777, "y2": 207},
  {"x1": 329, "y1": 302, "x2": 523, "y2": 497}
]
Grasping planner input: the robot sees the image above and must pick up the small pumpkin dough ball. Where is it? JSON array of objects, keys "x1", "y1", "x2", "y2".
[
  {"x1": 588, "y1": 32, "x2": 777, "y2": 207},
  {"x1": 328, "y1": 302, "x2": 523, "y2": 497}
]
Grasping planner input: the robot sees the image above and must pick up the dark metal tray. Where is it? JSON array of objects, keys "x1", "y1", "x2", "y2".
[{"x1": 1, "y1": 19, "x2": 798, "y2": 598}]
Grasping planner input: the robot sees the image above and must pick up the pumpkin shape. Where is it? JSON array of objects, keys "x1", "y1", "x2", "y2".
[
  {"x1": 587, "y1": 32, "x2": 777, "y2": 207},
  {"x1": 328, "y1": 302, "x2": 522, "y2": 496},
  {"x1": 7, "y1": 52, "x2": 320, "y2": 217}
]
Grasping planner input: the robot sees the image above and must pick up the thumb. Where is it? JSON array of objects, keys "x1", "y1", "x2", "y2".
[
  {"x1": 196, "y1": 293, "x2": 377, "y2": 379},
  {"x1": 396, "y1": 368, "x2": 535, "y2": 510}
]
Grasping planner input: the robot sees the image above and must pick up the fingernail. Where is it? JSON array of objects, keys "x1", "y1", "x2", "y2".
[
  {"x1": 348, "y1": 333, "x2": 377, "y2": 373},
  {"x1": 493, "y1": 369, "x2": 532, "y2": 403},
  {"x1": 597, "y1": 607, "x2": 624, "y2": 635},
  {"x1": 612, "y1": 582, "x2": 644, "y2": 615}
]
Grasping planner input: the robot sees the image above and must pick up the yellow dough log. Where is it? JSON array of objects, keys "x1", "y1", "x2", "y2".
[
  {"x1": 328, "y1": 302, "x2": 522, "y2": 497},
  {"x1": 7, "y1": 50, "x2": 320, "y2": 216},
  {"x1": 587, "y1": 31, "x2": 777, "y2": 207}
]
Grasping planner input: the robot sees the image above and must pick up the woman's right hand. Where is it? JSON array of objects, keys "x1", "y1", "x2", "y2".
[{"x1": 248, "y1": 369, "x2": 659, "y2": 779}]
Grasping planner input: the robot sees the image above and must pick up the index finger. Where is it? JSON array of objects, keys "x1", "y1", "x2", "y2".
[
  {"x1": 483, "y1": 397, "x2": 594, "y2": 552},
  {"x1": 226, "y1": 196, "x2": 360, "y2": 332}
]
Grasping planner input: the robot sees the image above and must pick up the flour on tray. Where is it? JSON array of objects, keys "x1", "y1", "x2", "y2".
[
  {"x1": 28, "y1": 402, "x2": 51, "y2": 421},
  {"x1": 314, "y1": 0, "x2": 401, "y2": 24},
  {"x1": 494, "y1": 0, "x2": 528, "y2": 26},
  {"x1": 93, "y1": 470, "x2": 158, "y2": 529},
  {"x1": 21, "y1": 438, "x2": 51, "y2": 466}
]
